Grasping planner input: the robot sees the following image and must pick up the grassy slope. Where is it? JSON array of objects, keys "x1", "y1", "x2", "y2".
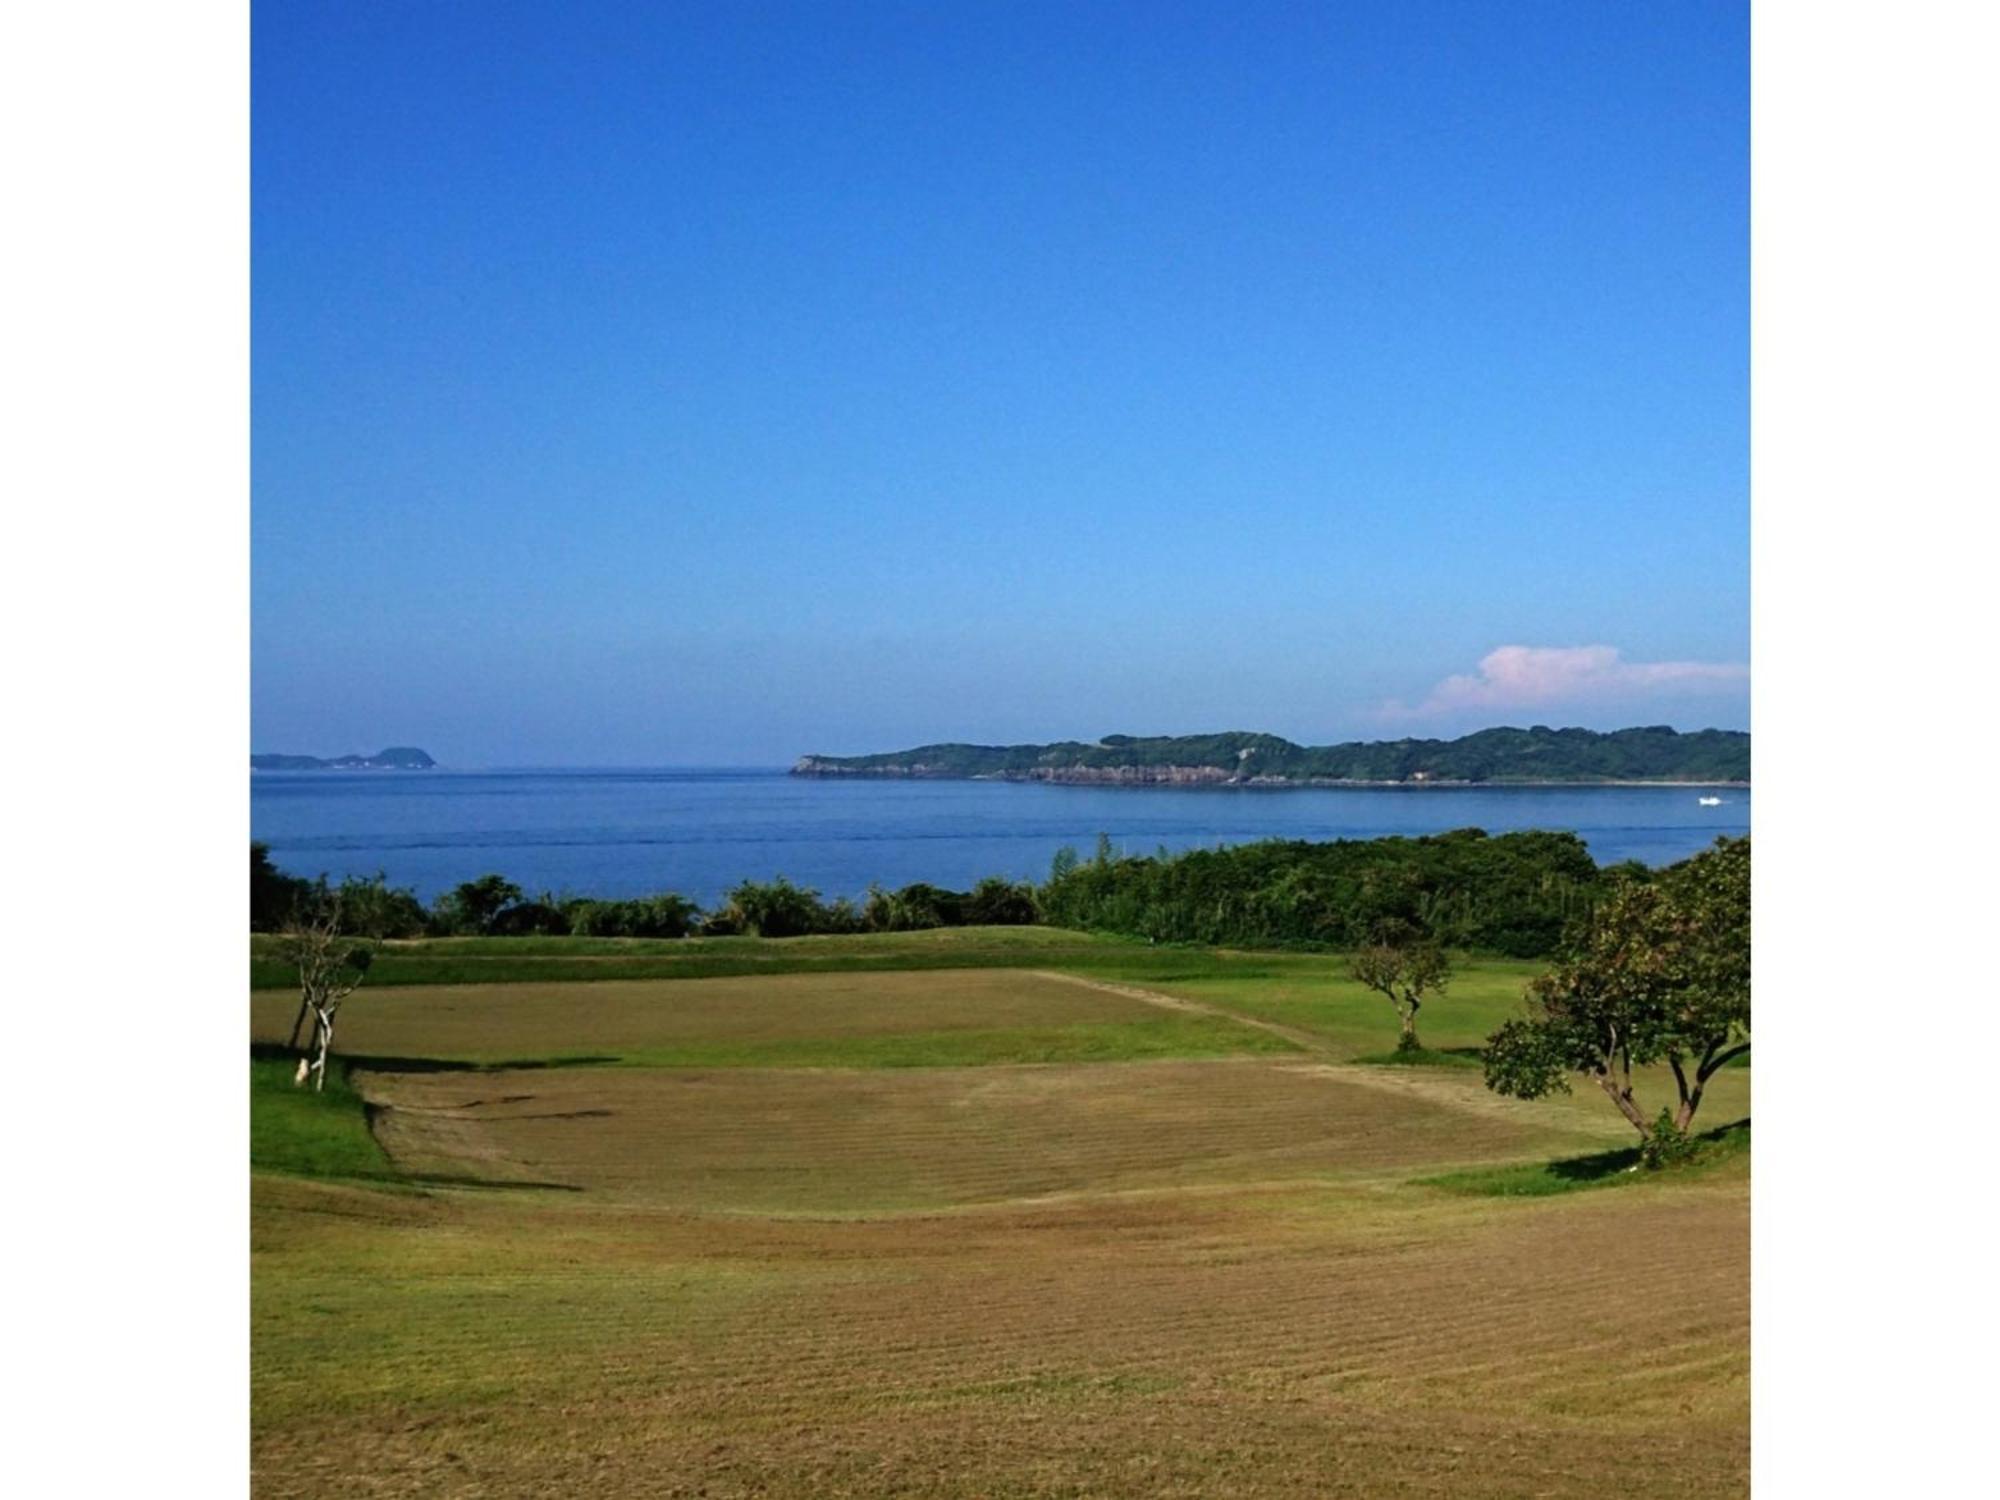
[
  {"x1": 249, "y1": 967, "x2": 1306, "y2": 1070},
  {"x1": 250, "y1": 926, "x2": 1135, "y2": 990},
  {"x1": 250, "y1": 1055, "x2": 399, "y2": 1182},
  {"x1": 1422, "y1": 1121, "x2": 1752, "y2": 1197},
  {"x1": 251, "y1": 928, "x2": 1749, "y2": 1496},
  {"x1": 250, "y1": 926, "x2": 1546, "y2": 1000},
  {"x1": 253, "y1": 1167, "x2": 1750, "y2": 1496},
  {"x1": 367, "y1": 1057, "x2": 1560, "y2": 1214},
  {"x1": 542, "y1": 1015, "x2": 1301, "y2": 1069},
  {"x1": 249, "y1": 926, "x2": 1549, "y2": 1058},
  {"x1": 250, "y1": 929, "x2": 1744, "y2": 1136}
]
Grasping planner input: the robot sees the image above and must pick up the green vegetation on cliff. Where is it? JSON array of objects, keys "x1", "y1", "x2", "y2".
[
  {"x1": 794, "y1": 725, "x2": 1748, "y2": 784},
  {"x1": 251, "y1": 746, "x2": 436, "y2": 770}
]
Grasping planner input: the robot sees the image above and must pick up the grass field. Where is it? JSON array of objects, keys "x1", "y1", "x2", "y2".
[
  {"x1": 248, "y1": 969, "x2": 1303, "y2": 1069},
  {"x1": 251, "y1": 929, "x2": 1748, "y2": 1497},
  {"x1": 250, "y1": 1054, "x2": 398, "y2": 1182}
]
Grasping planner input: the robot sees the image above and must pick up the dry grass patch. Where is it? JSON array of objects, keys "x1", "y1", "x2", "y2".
[
  {"x1": 249, "y1": 969, "x2": 1288, "y2": 1068},
  {"x1": 363, "y1": 1058, "x2": 1589, "y2": 1213},
  {"x1": 250, "y1": 954, "x2": 1747, "y2": 1498},
  {"x1": 252, "y1": 1170, "x2": 1746, "y2": 1498}
]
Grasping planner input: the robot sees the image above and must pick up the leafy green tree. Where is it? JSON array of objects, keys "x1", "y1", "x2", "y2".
[
  {"x1": 965, "y1": 876, "x2": 1039, "y2": 926},
  {"x1": 251, "y1": 842, "x2": 312, "y2": 931},
  {"x1": 487, "y1": 899, "x2": 571, "y2": 936},
  {"x1": 860, "y1": 883, "x2": 896, "y2": 932},
  {"x1": 722, "y1": 877, "x2": 830, "y2": 938},
  {"x1": 1035, "y1": 828, "x2": 1601, "y2": 956},
  {"x1": 897, "y1": 883, "x2": 966, "y2": 928},
  {"x1": 1349, "y1": 920, "x2": 1451, "y2": 1052},
  {"x1": 332, "y1": 871, "x2": 429, "y2": 938},
  {"x1": 1483, "y1": 837, "x2": 1749, "y2": 1164},
  {"x1": 563, "y1": 892, "x2": 703, "y2": 938},
  {"x1": 637, "y1": 893, "x2": 704, "y2": 937},
  {"x1": 431, "y1": 874, "x2": 524, "y2": 935}
]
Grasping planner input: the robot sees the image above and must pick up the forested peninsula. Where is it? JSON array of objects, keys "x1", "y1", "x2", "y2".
[
  {"x1": 793, "y1": 726, "x2": 1749, "y2": 787},
  {"x1": 251, "y1": 746, "x2": 436, "y2": 771}
]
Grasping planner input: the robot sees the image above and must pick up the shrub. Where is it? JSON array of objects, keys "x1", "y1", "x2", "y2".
[
  {"x1": 721, "y1": 877, "x2": 831, "y2": 938},
  {"x1": 1640, "y1": 1111, "x2": 1701, "y2": 1170},
  {"x1": 429, "y1": 874, "x2": 524, "y2": 935},
  {"x1": 331, "y1": 872, "x2": 429, "y2": 939},
  {"x1": 251, "y1": 842, "x2": 313, "y2": 931},
  {"x1": 562, "y1": 893, "x2": 702, "y2": 938},
  {"x1": 487, "y1": 900, "x2": 571, "y2": 937},
  {"x1": 1039, "y1": 828, "x2": 1602, "y2": 956},
  {"x1": 966, "y1": 876, "x2": 1040, "y2": 926}
]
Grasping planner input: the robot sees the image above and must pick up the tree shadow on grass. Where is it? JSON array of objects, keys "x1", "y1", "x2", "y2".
[
  {"x1": 251, "y1": 1042, "x2": 621, "y2": 1073},
  {"x1": 1541, "y1": 1117, "x2": 1754, "y2": 1182},
  {"x1": 1353, "y1": 1044, "x2": 1484, "y2": 1069},
  {"x1": 250, "y1": 1045, "x2": 590, "y2": 1193},
  {"x1": 1421, "y1": 1118, "x2": 1750, "y2": 1196}
]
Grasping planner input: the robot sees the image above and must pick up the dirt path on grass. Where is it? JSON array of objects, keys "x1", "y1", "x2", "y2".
[
  {"x1": 1030, "y1": 970, "x2": 1604, "y2": 1137},
  {"x1": 1028, "y1": 971, "x2": 1335, "y2": 1055}
]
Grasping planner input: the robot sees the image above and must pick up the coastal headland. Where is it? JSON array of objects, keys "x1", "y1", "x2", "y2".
[{"x1": 794, "y1": 725, "x2": 1750, "y2": 787}]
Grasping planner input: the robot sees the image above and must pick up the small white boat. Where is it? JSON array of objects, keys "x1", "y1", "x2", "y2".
[{"x1": 1697, "y1": 795, "x2": 1722, "y2": 806}]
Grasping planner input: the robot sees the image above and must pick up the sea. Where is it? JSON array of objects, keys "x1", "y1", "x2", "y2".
[{"x1": 250, "y1": 769, "x2": 1751, "y2": 906}]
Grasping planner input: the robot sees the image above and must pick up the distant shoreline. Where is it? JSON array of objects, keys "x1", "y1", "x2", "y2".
[
  {"x1": 251, "y1": 746, "x2": 436, "y2": 771},
  {"x1": 794, "y1": 769, "x2": 1750, "y2": 790},
  {"x1": 792, "y1": 726, "x2": 1749, "y2": 787},
  {"x1": 246, "y1": 764, "x2": 1748, "y2": 789}
]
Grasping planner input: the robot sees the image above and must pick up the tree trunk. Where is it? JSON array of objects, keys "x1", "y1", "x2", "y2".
[
  {"x1": 286, "y1": 993, "x2": 312, "y2": 1052},
  {"x1": 1673, "y1": 1091, "x2": 1700, "y2": 1133},
  {"x1": 309, "y1": 1006, "x2": 333, "y2": 1093},
  {"x1": 1667, "y1": 1052, "x2": 1692, "y2": 1125},
  {"x1": 1595, "y1": 1070, "x2": 1652, "y2": 1138},
  {"x1": 1675, "y1": 1041, "x2": 1750, "y2": 1132},
  {"x1": 1397, "y1": 996, "x2": 1421, "y2": 1051}
]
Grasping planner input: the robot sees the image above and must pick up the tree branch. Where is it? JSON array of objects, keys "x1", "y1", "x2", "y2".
[{"x1": 1696, "y1": 1040, "x2": 1751, "y2": 1084}]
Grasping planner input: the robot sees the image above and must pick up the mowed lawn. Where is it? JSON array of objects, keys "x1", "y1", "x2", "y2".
[
  {"x1": 251, "y1": 936, "x2": 1748, "y2": 1498},
  {"x1": 365, "y1": 1058, "x2": 1589, "y2": 1213},
  {"x1": 248, "y1": 969, "x2": 1301, "y2": 1069}
]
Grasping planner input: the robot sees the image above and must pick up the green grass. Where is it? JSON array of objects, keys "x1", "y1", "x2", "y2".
[
  {"x1": 249, "y1": 926, "x2": 1546, "y2": 1002},
  {"x1": 249, "y1": 927, "x2": 1552, "y2": 1060},
  {"x1": 267, "y1": 1016, "x2": 1302, "y2": 1074},
  {"x1": 251, "y1": 927, "x2": 1554, "y2": 1068},
  {"x1": 568, "y1": 1013, "x2": 1304, "y2": 1069},
  {"x1": 250, "y1": 926, "x2": 1139, "y2": 990},
  {"x1": 1157, "y1": 958, "x2": 1548, "y2": 1059},
  {"x1": 1352, "y1": 1045, "x2": 1484, "y2": 1069},
  {"x1": 251, "y1": 968, "x2": 1306, "y2": 1073},
  {"x1": 250, "y1": 1053, "x2": 401, "y2": 1182},
  {"x1": 1418, "y1": 1120, "x2": 1751, "y2": 1198},
  {"x1": 250, "y1": 939, "x2": 1750, "y2": 1495}
]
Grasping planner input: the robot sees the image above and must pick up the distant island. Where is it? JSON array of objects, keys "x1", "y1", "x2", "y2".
[
  {"x1": 793, "y1": 726, "x2": 1749, "y2": 787},
  {"x1": 251, "y1": 746, "x2": 437, "y2": 771}
]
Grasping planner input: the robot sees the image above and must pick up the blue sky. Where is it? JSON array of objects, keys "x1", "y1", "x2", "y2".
[{"x1": 253, "y1": 0, "x2": 1747, "y2": 766}]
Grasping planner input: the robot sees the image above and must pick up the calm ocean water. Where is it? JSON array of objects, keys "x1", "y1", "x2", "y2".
[{"x1": 250, "y1": 769, "x2": 1751, "y2": 906}]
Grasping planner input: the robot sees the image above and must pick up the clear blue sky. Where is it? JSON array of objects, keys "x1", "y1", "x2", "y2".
[{"x1": 253, "y1": 0, "x2": 1747, "y2": 767}]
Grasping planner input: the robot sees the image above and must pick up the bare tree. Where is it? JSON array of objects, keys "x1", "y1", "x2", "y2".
[
  {"x1": 279, "y1": 890, "x2": 373, "y2": 1092},
  {"x1": 1350, "y1": 921, "x2": 1451, "y2": 1053}
]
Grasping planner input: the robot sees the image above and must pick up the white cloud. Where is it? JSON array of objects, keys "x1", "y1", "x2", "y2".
[{"x1": 1384, "y1": 644, "x2": 1749, "y2": 719}]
